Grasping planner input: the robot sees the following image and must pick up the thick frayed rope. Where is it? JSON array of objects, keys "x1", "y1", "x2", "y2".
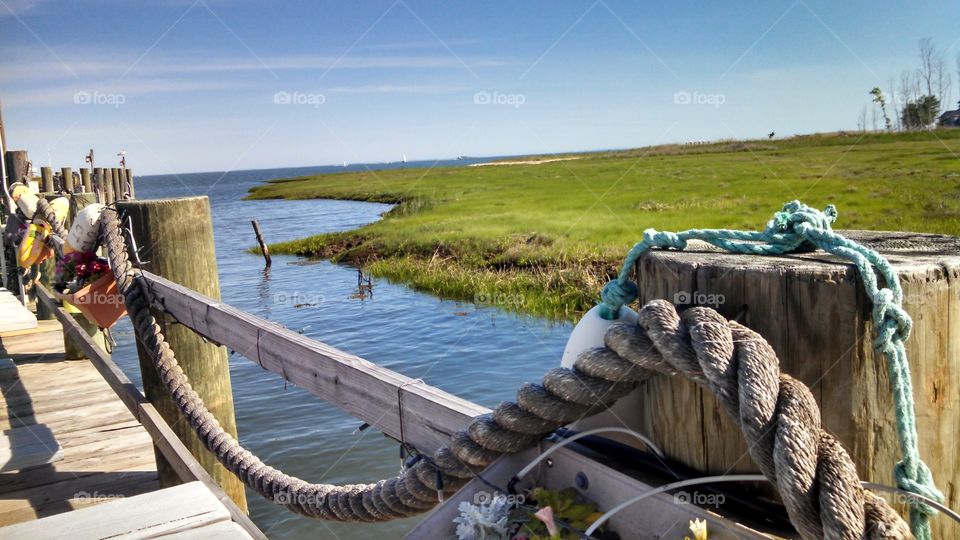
[{"x1": 598, "y1": 200, "x2": 942, "y2": 539}]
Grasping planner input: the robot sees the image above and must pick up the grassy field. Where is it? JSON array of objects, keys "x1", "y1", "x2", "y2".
[{"x1": 246, "y1": 130, "x2": 960, "y2": 321}]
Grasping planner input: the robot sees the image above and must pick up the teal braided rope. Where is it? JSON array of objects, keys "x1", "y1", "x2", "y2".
[{"x1": 599, "y1": 200, "x2": 944, "y2": 539}]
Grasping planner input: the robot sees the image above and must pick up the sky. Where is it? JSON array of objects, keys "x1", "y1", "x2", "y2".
[{"x1": 1, "y1": 0, "x2": 958, "y2": 175}]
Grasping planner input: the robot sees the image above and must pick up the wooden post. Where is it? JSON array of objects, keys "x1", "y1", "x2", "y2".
[
  {"x1": 607, "y1": 230, "x2": 960, "y2": 537},
  {"x1": 60, "y1": 167, "x2": 73, "y2": 193},
  {"x1": 96, "y1": 168, "x2": 110, "y2": 203},
  {"x1": 80, "y1": 167, "x2": 91, "y2": 193},
  {"x1": 116, "y1": 196, "x2": 247, "y2": 512},
  {"x1": 111, "y1": 168, "x2": 122, "y2": 201},
  {"x1": 40, "y1": 166, "x2": 53, "y2": 193},
  {"x1": 4, "y1": 150, "x2": 28, "y2": 185},
  {"x1": 125, "y1": 168, "x2": 135, "y2": 198},
  {"x1": 250, "y1": 220, "x2": 271, "y2": 266}
]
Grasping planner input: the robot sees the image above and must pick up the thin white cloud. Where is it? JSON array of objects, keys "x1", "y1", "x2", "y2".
[
  {"x1": 4, "y1": 79, "x2": 235, "y2": 107},
  {"x1": 326, "y1": 84, "x2": 465, "y2": 94}
]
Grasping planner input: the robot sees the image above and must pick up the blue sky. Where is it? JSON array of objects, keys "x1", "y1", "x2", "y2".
[{"x1": 1, "y1": 0, "x2": 958, "y2": 174}]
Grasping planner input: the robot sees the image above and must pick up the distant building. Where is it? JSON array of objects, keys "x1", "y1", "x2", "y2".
[{"x1": 939, "y1": 103, "x2": 960, "y2": 127}]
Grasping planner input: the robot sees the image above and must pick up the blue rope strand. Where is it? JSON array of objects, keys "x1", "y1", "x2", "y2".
[{"x1": 599, "y1": 200, "x2": 944, "y2": 538}]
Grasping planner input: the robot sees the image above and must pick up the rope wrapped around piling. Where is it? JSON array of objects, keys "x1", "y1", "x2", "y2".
[
  {"x1": 94, "y1": 207, "x2": 910, "y2": 538},
  {"x1": 34, "y1": 197, "x2": 68, "y2": 239}
]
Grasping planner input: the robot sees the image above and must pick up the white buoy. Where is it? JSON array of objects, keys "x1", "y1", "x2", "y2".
[
  {"x1": 561, "y1": 304, "x2": 638, "y2": 368},
  {"x1": 10, "y1": 183, "x2": 38, "y2": 219},
  {"x1": 65, "y1": 203, "x2": 105, "y2": 253},
  {"x1": 561, "y1": 304, "x2": 646, "y2": 442}
]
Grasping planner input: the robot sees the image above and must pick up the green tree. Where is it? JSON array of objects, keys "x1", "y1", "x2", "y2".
[{"x1": 902, "y1": 95, "x2": 941, "y2": 129}]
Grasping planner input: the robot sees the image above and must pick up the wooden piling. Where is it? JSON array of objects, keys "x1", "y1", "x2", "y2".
[
  {"x1": 60, "y1": 167, "x2": 73, "y2": 192},
  {"x1": 606, "y1": 231, "x2": 960, "y2": 537},
  {"x1": 250, "y1": 220, "x2": 271, "y2": 266},
  {"x1": 3, "y1": 150, "x2": 28, "y2": 185},
  {"x1": 80, "y1": 167, "x2": 91, "y2": 193},
  {"x1": 97, "y1": 168, "x2": 112, "y2": 204},
  {"x1": 40, "y1": 167, "x2": 53, "y2": 193},
  {"x1": 111, "y1": 168, "x2": 122, "y2": 201},
  {"x1": 116, "y1": 196, "x2": 247, "y2": 512},
  {"x1": 125, "y1": 168, "x2": 135, "y2": 198}
]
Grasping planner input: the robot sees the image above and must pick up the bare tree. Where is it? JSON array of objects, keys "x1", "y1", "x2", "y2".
[
  {"x1": 858, "y1": 105, "x2": 867, "y2": 132},
  {"x1": 917, "y1": 38, "x2": 951, "y2": 106}
]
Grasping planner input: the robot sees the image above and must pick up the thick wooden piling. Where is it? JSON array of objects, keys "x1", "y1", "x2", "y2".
[
  {"x1": 250, "y1": 220, "x2": 271, "y2": 266},
  {"x1": 40, "y1": 167, "x2": 53, "y2": 192},
  {"x1": 60, "y1": 167, "x2": 73, "y2": 192},
  {"x1": 111, "y1": 168, "x2": 122, "y2": 200},
  {"x1": 99, "y1": 168, "x2": 113, "y2": 204},
  {"x1": 3, "y1": 150, "x2": 28, "y2": 185},
  {"x1": 610, "y1": 231, "x2": 960, "y2": 537},
  {"x1": 116, "y1": 196, "x2": 247, "y2": 512},
  {"x1": 80, "y1": 167, "x2": 91, "y2": 193}
]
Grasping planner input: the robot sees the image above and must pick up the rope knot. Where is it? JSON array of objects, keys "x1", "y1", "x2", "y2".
[
  {"x1": 763, "y1": 201, "x2": 838, "y2": 251},
  {"x1": 894, "y1": 460, "x2": 944, "y2": 517},
  {"x1": 872, "y1": 288, "x2": 912, "y2": 346},
  {"x1": 599, "y1": 280, "x2": 638, "y2": 320}
]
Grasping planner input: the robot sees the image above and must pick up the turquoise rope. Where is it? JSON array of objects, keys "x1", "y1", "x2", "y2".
[{"x1": 600, "y1": 200, "x2": 944, "y2": 539}]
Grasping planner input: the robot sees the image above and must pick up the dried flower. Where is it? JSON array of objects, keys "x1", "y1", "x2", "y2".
[
  {"x1": 533, "y1": 506, "x2": 560, "y2": 539},
  {"x1": 685, "y1": 518, "x2": 707, "y2": 540}
]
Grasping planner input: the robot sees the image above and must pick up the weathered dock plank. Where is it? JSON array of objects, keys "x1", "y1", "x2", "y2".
[
  {"x1": 0, "y1": 288, "x2": 34, "y2": 334},
  {"x1": 0, "y1": 481, "x2": 251, "y2": 539}
]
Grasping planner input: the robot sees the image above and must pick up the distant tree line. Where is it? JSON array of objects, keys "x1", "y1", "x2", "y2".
[{"x1": 858, "y1": 38, "x2": 959, "y2": 131}]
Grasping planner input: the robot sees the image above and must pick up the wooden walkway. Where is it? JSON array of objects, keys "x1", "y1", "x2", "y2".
[
  {"x1": 0, "y1": 318, "x2": 159, "y2": 526},
  {"x1": 0, "y1": 296, "x2": 260, "y2": 538}
]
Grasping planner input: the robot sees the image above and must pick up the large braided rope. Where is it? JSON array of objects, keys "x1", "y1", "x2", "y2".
[
  {"x1": 93, "y1": 207, "x2": 910, "y2": 537},
  {"x1": 34, "y1": 197, "x2": 69, "y2": 239},
  {"x1": 599, "y1": 201, "x2": 942, "y2": 539}
]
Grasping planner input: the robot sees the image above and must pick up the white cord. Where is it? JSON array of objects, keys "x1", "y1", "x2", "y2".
[
  {"x1": 514, "y1": 427, "x2": 665, "y2": 483},
  {"x1": 584, "y1": 476, "x2": 960, "y2": 536},
  {"x1": 584, "y1": 474, "x2": 767, "y2": 536}
]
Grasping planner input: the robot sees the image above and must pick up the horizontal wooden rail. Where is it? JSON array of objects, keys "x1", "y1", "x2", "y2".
[
  {"x1": 34, "y1": 284, "x2": 266, "y2": 540},
  {"x1": 140, "y1": 270, "x2": 489, "y2": 456}
]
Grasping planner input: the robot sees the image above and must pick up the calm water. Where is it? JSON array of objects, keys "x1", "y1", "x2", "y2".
[{"x1": 110, "y1": 161, "x2": 572, "y2": 539}]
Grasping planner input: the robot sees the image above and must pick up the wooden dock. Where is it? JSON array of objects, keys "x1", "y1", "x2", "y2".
[{"x1": 0, "y1": 292, "x2": 262, "y2": 539}]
